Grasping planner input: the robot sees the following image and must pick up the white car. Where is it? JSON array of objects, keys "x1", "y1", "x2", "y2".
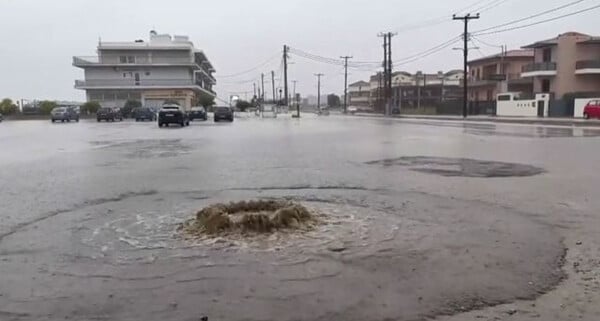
[{"x1": 347, "y1": 106, "x2": 358, "y2": 114}]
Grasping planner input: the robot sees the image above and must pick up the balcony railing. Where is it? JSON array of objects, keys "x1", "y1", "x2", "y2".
[
  {"x1": 75, "y1": 79, "x2": 206, "y2": 88},
  {"x1": 576, "y1": 60, "x2": 600, "y2": 69},
  {"x1": 522, "y1": 62, "x2": 557, "y2": 72},
  {"x1": 74, "y1": 56, "x2": 197, "y2": 66}
]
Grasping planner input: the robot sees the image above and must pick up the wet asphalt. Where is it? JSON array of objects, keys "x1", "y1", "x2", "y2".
[{"x1": 1, "y1": 113, "x2": 599, "y2": 321}]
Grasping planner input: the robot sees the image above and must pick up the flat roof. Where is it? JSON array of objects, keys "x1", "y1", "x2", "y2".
[{"x1": 469, "y1": 49, "x2": 534, "y2": 64}]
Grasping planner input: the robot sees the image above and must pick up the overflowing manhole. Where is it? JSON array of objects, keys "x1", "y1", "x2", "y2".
[
  {"x1": 366, "y1": 156, "x2": 545, "y2": 178},
  {"x1": 180, "y1": 199, "x2": 321, "y2": 238}
]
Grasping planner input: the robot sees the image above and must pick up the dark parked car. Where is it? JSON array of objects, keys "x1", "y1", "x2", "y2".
[
  {"x1": 189, "y1": 107, "x2": 207, "y2": 121},
  {"x1": 158, "y1": 104, "x2": 189, "y2": 127},
  {"x1": 97, "y1": 108, "x2": 123, "y2": 122},
  {"x1": 214, "y1": 106, "x2": 234, "y2": 122},
  {"x1": 51, "y1": 107, "x2": 79, "y2": 122},
  {"x1": 0, "y1": 112, "x2": 3, "y2": 122},
  {"x1": 133, "y1": 107, "x2": 156, "y2": 122}
]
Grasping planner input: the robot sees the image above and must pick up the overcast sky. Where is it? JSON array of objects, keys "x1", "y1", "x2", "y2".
[{"x1": 1, "y1": 0, "x2": 598, "y2": 102}]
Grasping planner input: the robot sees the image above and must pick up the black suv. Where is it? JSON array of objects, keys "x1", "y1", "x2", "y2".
[
  {"x1": 189, "y1": 107, "x2": 207, "y2": 121},
  {"x1": 51, "y1": 107, "x2": 79, "y2": 122},
  {"x1": 158, "y1": 105, "x2": 189, "y2": 127},
  {"x1": 214, "y1": 106, "x2": 234, "y2": 122},
  {"x1": 133, "y1": 107, "x2": 156, "y2": 122},
  {"x1": 97, "y1": 108, "x2": 123, "y2": 122}
]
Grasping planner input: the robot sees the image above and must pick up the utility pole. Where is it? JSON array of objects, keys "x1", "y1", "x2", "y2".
[
  {"x1": 453, "y1": 13, "x2": 480, "y2": 118},
  {"x1": 378, "y1": 32, "x2": 396, "y2": 115},
  {"x1": 292, "y1": 80, "x2": 297, "y2": 104},
  {"x1": 253, "y1": 83, "x2": 257, "y2": 99},
  {"x1": 314, "y1": 73, "x2": 324, "y2": 112},
  {"x1": 283, "y1": 45, "x2": 289, "y2": 106},
  {"x1": 292, "y1": 80, "x2": 299, "y2": 118},
  {"x1": 261, "y1": 73, "x2": 265, "y2": 101},
  {"x1": 271, "y1": 71, "x2": 276, "y2": 103},
  {"x1": 340, "y1": 55, "x2": 353, "y2": 113},
  {"x1": 387, "y1": 32, "x2": 395, "y2": 114}
]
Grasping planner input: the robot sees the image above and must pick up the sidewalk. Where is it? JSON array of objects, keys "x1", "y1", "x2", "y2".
[{"x1": 353, "y1": 113, "x2": 600, "y2": 128}]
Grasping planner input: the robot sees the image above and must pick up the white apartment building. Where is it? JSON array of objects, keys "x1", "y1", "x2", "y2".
[{"x1": 73, "y1": 31, "x2": 216, "y2": 108}]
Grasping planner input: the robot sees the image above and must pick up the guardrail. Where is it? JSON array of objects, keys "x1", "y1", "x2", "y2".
[
  {"x1": 576, "y1": 60, "x2": 600, "y2": 69},
  {"x1": 522, "y1": 62, "x2": 557, "y2": 72}
]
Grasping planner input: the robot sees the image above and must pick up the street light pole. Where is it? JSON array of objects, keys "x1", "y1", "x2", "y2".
[{"x1": 314, "y1": 73, "x2": 324, "y2": 112}]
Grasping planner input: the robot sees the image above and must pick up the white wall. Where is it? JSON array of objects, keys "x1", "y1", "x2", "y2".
[
  {"x1": 574, "y1": 97, "x2": 600, "y2": 118},
  {"x1": 496, "y1": 93, "x2": 550, "y2": 117}
]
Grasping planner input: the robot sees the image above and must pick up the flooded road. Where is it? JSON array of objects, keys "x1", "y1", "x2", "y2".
[{"x1": 1, "y1": 114, "x2": 599, "y2": 321}]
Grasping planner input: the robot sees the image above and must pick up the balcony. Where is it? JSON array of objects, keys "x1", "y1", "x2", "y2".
[
  {"x1": 521, "y1": 62, "x2": 557, "y2": 77},
  {"x1": 575, "y1": 60, "x2": 600, "y2": 75},
  {"x1": 74, "y1": 79, "x2": 215, "y2": 96}
]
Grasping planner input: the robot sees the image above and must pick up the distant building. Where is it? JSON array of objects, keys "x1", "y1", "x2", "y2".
[
  {"x1": 347, "y1": 81, "x2": 370, "y2": 108},
  {"x1": 468, "y1": 49, "x2": 534, "y2": 102},
  {"x1": 392, "y1": 70, "x2": 463, "y2": 110},
  {"x1": 352, "y1": 70, "x2": 464, "y2": 112},
  {"x1": 73, "y1": 31, "x2": 216, "y2": 108},
  {"x1": 521, "y1": 32, "x2": 600, "y2": 99}
]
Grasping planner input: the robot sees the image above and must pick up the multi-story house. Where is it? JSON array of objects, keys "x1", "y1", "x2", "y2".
[
  {"x1": 468, "y1": 49, "x2": 534, "y2": 102},
  {"x1": 392, "y1": 70, "x2": 463, "y2": 110},
  {"x1": 347, "y1": 81, "x2": 371, "y2": 108},
  {"x1": 73, "y1": 31, "x2": 215, "y2": 108},
  {"x1": 521, "y1": 32, "x2": 600, "y2": 99}
]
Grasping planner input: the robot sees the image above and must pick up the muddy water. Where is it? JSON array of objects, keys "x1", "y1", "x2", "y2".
[
  {"x1": 0, "y1": 188, "x2": 564, "y2": 321},
  {"x1": 2, "y1": 116, "x2": 596, "y2": 320}
]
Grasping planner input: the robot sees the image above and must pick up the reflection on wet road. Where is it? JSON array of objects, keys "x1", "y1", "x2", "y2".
[{"x1": 0, "y1": 115, "x2": 599, "y2": 321}]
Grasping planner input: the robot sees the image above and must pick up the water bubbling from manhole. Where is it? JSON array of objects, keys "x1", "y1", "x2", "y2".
[{"x1": 179, "y1": 200, "x2": 320, "y2": 236}]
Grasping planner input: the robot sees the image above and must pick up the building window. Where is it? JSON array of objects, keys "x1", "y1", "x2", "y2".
[
  {"x1": 89, "y1": 92, "x2": 103, "y2": 101},
  {"x1": 123, "y1": 73, "x2": 127, "y2": 78},
  {"x1": 119, "y1": 56, "x2": 135, "y2": 63},
  {"x1": 542, "y1": 49, "x2": 552, "y2": 62},
  {"x1": 541, "y1": 79, "x2": 551, "y2": 92},
  {"x1": 486, "y1": 89, "x2": 493, "y2": 101},
  {"x1": 145, "y1": 71, "x2": 151, "y2": 76}
]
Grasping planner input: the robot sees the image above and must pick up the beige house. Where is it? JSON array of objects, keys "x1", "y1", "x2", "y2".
[
  {"x1": 522, "y1": 32, "x2": 600, "y2": 99},
  {"x1": 468, "y1": 49, "x2": 534, "y2": 102}
]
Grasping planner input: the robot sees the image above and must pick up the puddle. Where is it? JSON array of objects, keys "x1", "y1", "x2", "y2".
[
  {"x1": 90, "y1": 139, "x2": 192, "y2": 158},
  {"x1": 366, "y1": 156, "x2": 545, "y2": 177}
]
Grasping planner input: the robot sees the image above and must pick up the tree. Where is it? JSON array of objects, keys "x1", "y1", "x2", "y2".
[
  {"x1": 122, "y1": 99, "x2": 142, "y2": 118},
  {"x1": 327, "y1": 94, "x2": 341, "y2": 107},
  {"x1": 81, "y1": 101, "x2": 101, "y2": 114},
  {"x1": 236, "y1": 100, "x2": 252, "y2": 112},
  {"x1": 39, "y1": 100, "x2": 57, "y2": 114},
  {"x1": 0, "y1": 98, "x2": 18, "y2": 115},
  {"x1": 198, "y1": 95, "x2": 215, "y2": 108}
]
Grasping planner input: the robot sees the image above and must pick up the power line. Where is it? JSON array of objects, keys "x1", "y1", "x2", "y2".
[
  {"x1": 216, "y1": 52, "x2": 280, "y2": 78},
  {"x1": 471, "y1": 35, "x2": 503, "y2": 48},
  {"x1": 474, "y1": 3, "x2": 600, "y2": 36},
  {"x1": 471, "y1": 0, "x2": 510, "y2": 13},
  {"x1": 473, "y1": 0, "x2": 587, "y2": 34}
]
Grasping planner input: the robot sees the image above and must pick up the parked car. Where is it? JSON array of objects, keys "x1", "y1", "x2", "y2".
[
  {"x1": 583, "y1": 100, "x2": 600, "y2": 119},
  {"x1": 347, "y1": 106, "x2": 358, "y2": 114},
  {"x1": 51, "y1": 107, "x2": 79, "y2": 122},
  {"x1": 132, "y1": 107, "x2": 156, "y2": 122},
  {"x1": 189, "y1": 106, "x2": 208, "y2": 121},
  {"x1": 0, "y1": 112, "x2": 3, "y2": 122},
  {"x1": 97, "y1": 107, "x2": 123, "y2": 122},
  {"x1": 158, "y1": 104, "x2": 189, "y2": 127},
  {"x1": 214, "y1": 106, "x2": 234, "y2": 122}
]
